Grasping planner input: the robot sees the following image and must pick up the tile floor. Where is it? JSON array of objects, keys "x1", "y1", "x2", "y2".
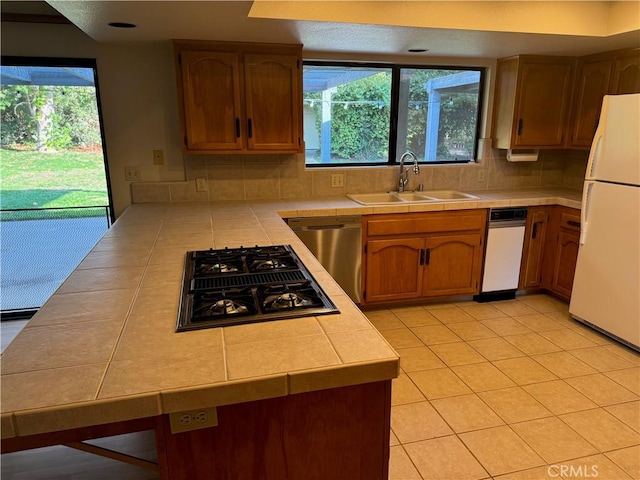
[
  {"x1": 1, "y1": 294, "x2": 639, "y2": 479},
  {"x1": 368, "y1": 294, "x2": 640, "y2": 480}
]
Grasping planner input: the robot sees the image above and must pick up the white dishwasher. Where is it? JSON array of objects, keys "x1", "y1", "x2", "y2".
[{"x1": 476, "y1": 207, "x2": 527, "y2": 302}]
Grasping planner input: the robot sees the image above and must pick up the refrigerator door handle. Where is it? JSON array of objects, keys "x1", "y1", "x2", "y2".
[
  {"x1": 585, "y1": 134, "x2": 603, "y2": 181},
  {"x1": 580, "y1": 181, "x2": 594, "y2": 245}
]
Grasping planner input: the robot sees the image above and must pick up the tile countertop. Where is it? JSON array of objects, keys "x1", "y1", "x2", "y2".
[{"x1": 0, "y1": 187, "x2": 582, "y2": 440}]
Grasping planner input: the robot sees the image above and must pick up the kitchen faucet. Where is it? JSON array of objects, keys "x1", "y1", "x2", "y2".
[{"x1": 397, "y1": 151, "x2": 420, "y2": 192}]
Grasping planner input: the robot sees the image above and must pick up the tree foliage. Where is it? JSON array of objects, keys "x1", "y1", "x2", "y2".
[{"x1": 0, "y1": 85, "x2": 101, "y2": 150}]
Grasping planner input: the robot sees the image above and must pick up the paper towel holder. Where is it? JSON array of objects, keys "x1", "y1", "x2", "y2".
[{"x1": 507, "y1": 149, "x2": 539, "y2": 162}]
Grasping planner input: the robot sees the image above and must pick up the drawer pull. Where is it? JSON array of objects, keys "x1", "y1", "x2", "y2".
[{"x1": 567, "y1": 220, "x2": 581, "y2": 228}]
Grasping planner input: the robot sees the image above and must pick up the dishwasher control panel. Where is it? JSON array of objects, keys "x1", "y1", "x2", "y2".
[{"x1": 489, "y1": 207, "x2": 528, "y2": 223}]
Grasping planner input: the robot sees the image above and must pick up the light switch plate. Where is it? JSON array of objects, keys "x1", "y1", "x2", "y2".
[{"x1": 153, "y1": 149, "x2": 164, "y2": 165}]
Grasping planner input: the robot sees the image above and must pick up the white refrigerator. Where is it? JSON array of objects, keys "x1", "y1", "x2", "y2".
[{"x1": 569, "y1": 93, "x2": 640, "y2": 351}]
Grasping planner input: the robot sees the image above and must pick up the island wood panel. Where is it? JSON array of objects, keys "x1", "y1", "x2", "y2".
[{"x1": 157, "y1": 381, "x2": 392, "y2": 480}]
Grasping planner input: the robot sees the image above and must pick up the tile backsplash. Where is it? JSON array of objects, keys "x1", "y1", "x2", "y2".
[{"x1": 131, "y1": 139, "x2": 588, "y2": 204}]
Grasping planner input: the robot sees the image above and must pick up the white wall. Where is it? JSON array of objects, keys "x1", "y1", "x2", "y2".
[{"x1": 1, "y1": 22, "x2": 184, "y2": 217}]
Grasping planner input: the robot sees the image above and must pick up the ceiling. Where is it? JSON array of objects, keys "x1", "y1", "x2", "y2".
[{"x1": 2, "y1": 1, "x2": 640, "y2": 58}]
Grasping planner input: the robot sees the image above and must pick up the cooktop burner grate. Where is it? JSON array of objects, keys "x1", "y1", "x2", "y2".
[
  {"x1": 192, "y1": 270, "x2": 307, "y2": 291},
  {"x1": 177, "y1": 245, "x2": 339, "y2": 332}
]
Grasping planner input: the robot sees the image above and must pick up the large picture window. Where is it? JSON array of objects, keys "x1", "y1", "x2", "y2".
[{"x1": 303, "y1": 62, "x2": 484, "y2": 167}]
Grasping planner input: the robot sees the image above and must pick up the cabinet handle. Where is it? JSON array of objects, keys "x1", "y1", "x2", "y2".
[
  {"x1": 517, "y1": 119, "x2": 523, "y2": 136},
  {"x1": 419, "y1": 249, "x2": 425, "y2": 266},
  {"x1": 235, "y1": 118, "x2": 240, "y2": 138},
  {"x1": 247, "y1": 118, "x2": 253, "y2": 138},
  {"x1": 425, "y1": 248, "x2": 430, "y2": 266},
  {"x1": 532, "y1": 222, "x2": 538, "y2": 239},
  {"x1": 567, "y1": 220, "x2": 581, "y2": 228}
]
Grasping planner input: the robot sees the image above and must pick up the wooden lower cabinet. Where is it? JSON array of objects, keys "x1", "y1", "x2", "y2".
[
  {"x1": 547, "y1": 208, "x2": 581, "y2": 300},
  {"x1": 519, "y1": 206, "x2": 581, "y2": 301},
  {"x1": 424, "y1": 233, "x2": 483, "y2": 297},
  {"x1": 362, "y1": 210, "x2": 487, "y2": 304},
  {"x1": 157, "y1": 381, "x2": 392, "y2": 480},
  {"x1": 519, "y1": 206, "x2": 550, "y2": 289},
  {"x1": 550, "y1": 229, "x2": 580, "y2": 299},
  {"x1": 365, "y1": 238, "x2": 425, "y2": 303}
]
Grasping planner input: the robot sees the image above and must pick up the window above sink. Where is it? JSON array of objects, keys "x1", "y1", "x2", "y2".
[{"x1": 303, "y1": 62, "x2": 485, "y2": 168}]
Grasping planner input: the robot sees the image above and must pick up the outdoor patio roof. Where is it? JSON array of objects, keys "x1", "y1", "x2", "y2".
[{"x1": 0, "y1": 66, "x2": 95, "y2": 86}]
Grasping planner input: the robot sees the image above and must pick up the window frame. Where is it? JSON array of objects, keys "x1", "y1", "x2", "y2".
[{"x1": 303, "y1": 60, "x2": 486, "y2": 168}]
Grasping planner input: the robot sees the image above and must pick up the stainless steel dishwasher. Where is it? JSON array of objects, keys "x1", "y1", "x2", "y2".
[{"x1": 287, "y1": 216, "x2": 362, "y2": 303}]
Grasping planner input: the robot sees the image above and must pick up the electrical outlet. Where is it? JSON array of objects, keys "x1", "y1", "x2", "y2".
[
  {"x1": 195, "y1": 177, "x2": 208, "y2": 192},
  {"x1": 169, "y1": 407, "x2": 218, "y2": 433},
  {"x1": 477, "y1": 170, "x2": 486, "y2": 182},
  {"x1": 124, "y1": 166, "x2": 141, "y2": 182},
  {"x1": 331, "y1": 173, "x2": 344, "y2": 188},
  {"x1": 153, "y1": 149, "x2": 164, "y2": 165}
]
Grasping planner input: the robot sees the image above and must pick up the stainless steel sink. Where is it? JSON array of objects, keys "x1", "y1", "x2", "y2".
[{"x1": 347, "y1": 190, "x2": 478, "y2": 205}]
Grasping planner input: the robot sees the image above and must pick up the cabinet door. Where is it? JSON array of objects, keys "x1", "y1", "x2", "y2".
[
  {"x1": 244, "y1": 53, "x2": 301, "y2": 151},
  {"x1": 568, "y1": 58, "x2": 612, "y2": 148},
  {"x1": 364, "y1": 238, "x2": 424, "y2": 303},
  {"x1": 514, "y1": 60, "x2": 574, "y2": 147},
  {"x1": 181, "y1": 50, "x2": 244, "y2": 151},
  {"x1": 423, "y1": 233, "x2": 483, "y2": 297},
  {"x1": 550, "y1": 230, "x2": 580, "y2": 300},
  {"x1": 519, "y1": 207, "x2": 550, "y2": 289},
  {"x1": 610, "y1": 50, "x2": 640, "y2": 94}
]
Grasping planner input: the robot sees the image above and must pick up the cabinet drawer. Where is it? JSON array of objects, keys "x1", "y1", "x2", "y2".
[
  {"x1": 559, "y1": 210, "x2": 581, "y2": 231},
  {"x1": 366, "y1": 210, "x2": 487, "y2": 237}
]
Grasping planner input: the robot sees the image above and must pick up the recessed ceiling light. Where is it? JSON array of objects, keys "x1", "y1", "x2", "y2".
[
  {"x1": 408, "y1": 48, "x2": 429, "y2": 53},
  {"x1": 108, "y1": 22, "x2": 136, "y2": 28}
]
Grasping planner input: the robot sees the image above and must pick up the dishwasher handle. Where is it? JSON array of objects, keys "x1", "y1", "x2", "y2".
[
  {"x1": 488, "y1": 219, "x2": 527, "y2": 228},
  {"x1": 306, "y1": 224, "x2": 348, "y2": 230}
]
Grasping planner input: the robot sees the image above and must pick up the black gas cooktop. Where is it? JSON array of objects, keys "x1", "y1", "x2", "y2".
[{"x1": 176, "y1": 245, "x2": 340, "y2": 332}]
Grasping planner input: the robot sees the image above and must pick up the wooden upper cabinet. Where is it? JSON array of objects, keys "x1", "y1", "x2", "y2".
[
  {"x1": 566, "y1": 55, "x2": 612, "y2": 148},
  {"x1": 492, "y1": 55, "x2": 575, "y2": 149},
  {"x1": 244, "y1": 53, "x2": 301, "y2": 151},
  {"x1": 610, "y1": 48, "x2": 640, "y2": 94},
  {"x1": 566, "y1": 48, "x2": 640, "y2": 149},
  {"x1": 180, "y1": 50, "x2": 244, "y2": 151},
  {"x1": 174, "y1": 41, "x2": 303, "y2": 154}
]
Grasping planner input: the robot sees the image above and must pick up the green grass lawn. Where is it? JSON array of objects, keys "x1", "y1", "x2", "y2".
[{"x1": 0, "y1": 147, "x2": 109, "y2": 211}]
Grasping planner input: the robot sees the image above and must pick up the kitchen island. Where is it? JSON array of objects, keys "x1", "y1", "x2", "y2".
[{"x1": 1, "y1": 187, "x2": 581, "y2": 479}]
